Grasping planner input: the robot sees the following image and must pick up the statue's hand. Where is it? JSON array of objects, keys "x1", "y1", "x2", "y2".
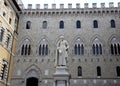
[{"x1": 59, "y1": 50, "x2": 62, "y2": 53}]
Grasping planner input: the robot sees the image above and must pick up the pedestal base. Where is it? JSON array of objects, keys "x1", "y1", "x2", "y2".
[{"x1": 53, "y1": 66, "x2": 70, "y2": 86}]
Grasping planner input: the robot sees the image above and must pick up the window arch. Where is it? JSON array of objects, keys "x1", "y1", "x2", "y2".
[
  {"x1": 116, "y1": 66, "x2": 120, "y2": 77},
  {"x1": 0, "y1": 28, "x2": 4, "y2": 42},
  {"x1": 78, "y1": 66, "x2": 82, "y2": 76},
  {"x1": 92, "y1": 38, "x2": 102, "y2": 55},
  {"x1": 26, "y1": 21, "x2": 31, "y2": 29},
  {"x1": 74, "y1": 38, "x2": 84, "y2": 55},
  {"x1": 93, "y1": 20, "x2": 98, "y2": 28},
  {"x1": 59, "y1": 21, "x2": 64, "y2": 29},
  {"x1": 110, "y1": 19, "x2": 115, "y2": 28},
  {"x1": 0, "y1": 60, "x2": 8, "y2": 81},
  {"x1": 39, "y1": 39, "x2": 49, "y2": 56},
  {"x1": 21, "y1": 39, "x2": 31, "y2": 56},
  {"x1": 76, "y1": 20, "x2": 81, "y2": 28},
  {"x1": 42, "y1": 21, "x2": 47, "y2": 29},
  {"x1": 110, "y1": 37, "x2": 120, "y2": 55},
  {"x1": 97, "y1": 66, "x2": 101, "y2": 76}
]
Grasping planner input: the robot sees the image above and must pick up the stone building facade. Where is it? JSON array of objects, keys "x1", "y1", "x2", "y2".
[
  {"x1": 0, "y1": 0, "x2": 20, "y2": 86},
  {"x1": 11, "y1": 3, "x2": 120, "y2": 86}
]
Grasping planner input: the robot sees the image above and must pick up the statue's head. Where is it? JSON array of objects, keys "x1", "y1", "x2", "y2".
[{"x1": 60, "y1": 36, "x2": 64, "y2": 40}]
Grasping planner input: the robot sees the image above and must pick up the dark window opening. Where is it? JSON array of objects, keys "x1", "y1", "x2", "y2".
[
  {"x1": 59, "y1": 21, "x2": 64, "y2": 29},
  {"x1": 97, "y1": 66, "x2": 101, "y2": 76},
  {"x1": 93, "y1": 20, "x2": 98, "y2": 28},
  {"x1": 111, "y1": 20, "x2": 116, "y2": 28},
  {"x1": 76, "y1": 20, "x2": 81, "y2": 28}
]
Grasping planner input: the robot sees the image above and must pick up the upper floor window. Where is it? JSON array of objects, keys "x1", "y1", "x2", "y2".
[
  {"x1": 6, "y1": 35, "x2": 11, "y2": 48},
  {"x1": 110, "y1": 38, "x2": 120, "y2": 55},
  {"x1": 78, "y1": 66, "x2": 82, "y2": 76},
  {"x1": 39, "y1": 39, "x2": 49, "y2": 56},
  {"x1": 3, "y1": 11, "x2": 6, "y2": 17},
  {"x1": 116, "y1": 66, "x2": 120, "y2": 77},
  {"x1": 4, "y1": 1, "x2": 8, "y2": 7},
  {"x1": 9, "y1": 18, "x2": 12, "y2": 24},
  {"x1": 59, "y1": 21, "x2": 64, "y2": 29},
  {"x1": 21, "y1": 39, "x2": 31, "y2": 56},
  {"x1": 76, "y1": 20, "x2": 81, "y2": 28},
  {"x1": 97, "y1": 66, "x2": 101, "y2": 77},
  {"x1": 93, "y1": 20, "x2": 98, "y2": 28},
  {"x1": 0, "y1": 60, "x2": 8, "y2": 81},
  {"x1": 0, "y1": 28, "x2": 4, "y2": 42},
  {"x1": 42, "y1": 21, "x2": 47, "y2": 29},
  {"x1": 110, "y1": 20, "x2": 116, "y2": 28},
  {"x1": 26, "y1": 21, "x2": 31, "y2": 29},
  {"x1": 92, "y1": 38, "x2": 102, "y2": 55}
]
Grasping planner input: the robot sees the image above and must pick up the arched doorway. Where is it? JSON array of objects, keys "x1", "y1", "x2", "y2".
[{"x1": 26, "y1": 77, "x2": 38, "y2": 86}]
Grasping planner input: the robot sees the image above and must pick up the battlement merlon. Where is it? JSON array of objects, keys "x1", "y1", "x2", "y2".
[{"x1": 18, "y1": 2, "x2": 120, "y2": 10}]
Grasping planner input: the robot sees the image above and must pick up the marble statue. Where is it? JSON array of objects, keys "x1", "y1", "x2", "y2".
[{"x1": 56, "y1": 36, "x2": 69, "y2": 66}]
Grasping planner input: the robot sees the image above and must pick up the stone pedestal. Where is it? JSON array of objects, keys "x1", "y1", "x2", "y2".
[{"x1": 53, "y1": 66, "x2": 70, "y2": 86}]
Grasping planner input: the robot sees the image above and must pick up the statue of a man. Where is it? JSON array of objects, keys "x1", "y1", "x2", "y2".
[{"x1": 56, "y1": 36, "x2": 69, "y2": 66}]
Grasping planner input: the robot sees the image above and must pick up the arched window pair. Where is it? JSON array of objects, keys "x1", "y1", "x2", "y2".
[
  {"x1": 77, "y1": 66, "x2": 101, "y2": 77},
  {"x1": 93, "y1": 19, "x2": 116, "y2": 28}
]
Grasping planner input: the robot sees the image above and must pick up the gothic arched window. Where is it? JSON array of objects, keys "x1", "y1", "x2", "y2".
[
  {"x1": 76, "y1": 20, "x2": 81, "y2": 28},
  {"x1": 93, "y1": 20, "x2": 98, "y2": 28},
  {"x1": 116, "y1": 66, "x2": 120, "y2": 77},
  {"x1": 110, "y1": 19, "x2": 115, "y2": 28},
  {"x1": 21, "y1": 39, "x2": 31, "y2": 56},
  {"x1": 74, "y1": 38, "x2": 84, "y2": 56},
  {"x1": 78, "y1": 66, "x2": 82, "y2": 76},
  {"x1": 43, "y1": 21, "x2": 47, "y2": 29},
  {"x1": 59, "y1": 21, "x2": 64, "y2": 29},
  {"x1": 110, "y1": 38, "x2": 120, "y2": 55},
  {"x1": 92, "y1": 38, "x2": 102, "y2": 55},
  {"x1": 39, "y1": 39, "x2": 49, "y2": 56},
  {"x1": 0, "y1": 60, "x2": 8, "y2": 81},
  {"x1": 0, "y1": 28, "x2": 4, "y2": 42},
  {"x1": 97, "y1": 66, "x2": 101, "y2": 76},
  {"x1": 26, "y1": 21, "x2": 31, "y2": 29}
]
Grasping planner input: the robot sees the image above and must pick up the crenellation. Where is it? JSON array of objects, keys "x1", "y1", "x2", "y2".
[
  {"x1": 52, "y1": 4, "x2": 56, "y2": 9},
  {"x1": 28, "y1": 4, "x2": 32, "y2": 9},
  {"x1": 92, "y1": 3, "x2": 97, "y2": 8},
  {"x1": 36, "y1": 4, "x2": 40, "y2": 9},
  {"x1": 109, "y1": 2, "x2": 114, "y2": 8},
  {"x1": 84, "y1": 3, "x2": 89, "y2": 8},
  {"x1": 60, "y1": 4, "x2": 64, "y2": 9},
  {"x1": 44, "y1": 4, "x2": 48, "y2": 9},
  {"x1": 18, "y1": 7, "x2": 120, "y2": 16},
  {"x1": 68, "y1": 3, "x2": 72, "y2": 9},
  {"x1": 76, "y1": 3, "x2": 80, "y2": 9},
  {"x1": 18, "y1": 3, "x2": 120, "y2": 10},
  {"x1": 101, "y1": 3, "x2": 105, "y2": 8}
]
